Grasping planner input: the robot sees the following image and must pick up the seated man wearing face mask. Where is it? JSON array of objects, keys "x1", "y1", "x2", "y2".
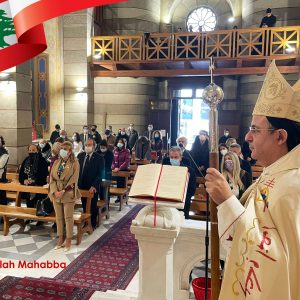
[
  {"x1": 176, "y1": 136, "x2": 192, "y2": 168},
  {"x1": 78, "y1": 139, "x2": 105, "y2": 230},
  {"x1": 162, "y1": 147, "x2": 196, "y2": 219}
]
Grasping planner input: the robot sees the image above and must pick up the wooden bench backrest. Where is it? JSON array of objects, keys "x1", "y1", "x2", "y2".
[{"x1": 252, "y1": 165, "x2": 263, "y2": 179}]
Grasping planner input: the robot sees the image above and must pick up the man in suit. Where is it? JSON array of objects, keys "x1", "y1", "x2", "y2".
[
  {"x1": 79, "y1": 125, "x2": 93, "y2": 150},
  {"x1": 162, "y1": 146, "x2": 196, "y2": 219},
  {"x1": 78, "y1": 139, "x2": 105, "y2": 230},
  {"x1": 91, "y1": 124, "x2": 102, "y2": 145}
]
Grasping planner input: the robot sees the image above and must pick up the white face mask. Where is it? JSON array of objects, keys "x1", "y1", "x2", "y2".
[
  {"x1": 100, "y1": 147, "x2": 107, "y2": 153},
  {"x1": 59, "y1": 149, "x2": 68, "y2": 158},
  {"x1": 224, "y1": 132, "x2": 229, "y2": 137},
  {"x1": 85, "y1": 146, "x2": 93, "y2": 154},
  {"x1": 39, "y1": 143, "x2": 45, "y2": 149},
  {"x1": 83, "y1": 129, "x2": 88, "y2": 134},
  {"x1": 60, "y1": 135, "x2": 66, "y2": 139},
  {"x1": 117, "y1": 143, "x2": 123, "y2": 149},
  {"x1": 220, "y1": 149, "x2": 228, "y2": 156}
]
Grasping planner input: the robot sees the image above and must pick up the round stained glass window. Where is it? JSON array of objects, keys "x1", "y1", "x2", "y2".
[{"x1": 187, "y1": 7, "x2": 217, "y2": 32}]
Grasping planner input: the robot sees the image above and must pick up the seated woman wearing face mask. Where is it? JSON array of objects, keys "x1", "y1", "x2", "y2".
[
  {"x1": 49, "y1": 141, "x2": 81, "y2": 251},
  {"x1": 112, "y1": 138, "x2": 130, "y2": 195},
  {"x1": 19, "y1": 144, "x2": 49, "y2": 208},
  {"x1": 162, "y1": 147, "x2": 196, "y2": 219},
  {"x1": 220, "y1": 151, "x2": 252, "y2": 199}
]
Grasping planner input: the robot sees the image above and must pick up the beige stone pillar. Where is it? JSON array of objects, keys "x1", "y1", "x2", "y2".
[
  {"x1": 0, "y1": 63, "x2": 32, "y2": 165},
  {"x1": 63, "y1": 9, "x2": 94, "y2": 135}
]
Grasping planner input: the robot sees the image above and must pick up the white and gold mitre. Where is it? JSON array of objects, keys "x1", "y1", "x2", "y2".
[{"x1": 253, "y1": 60, "x2": 300, "y2": 122}]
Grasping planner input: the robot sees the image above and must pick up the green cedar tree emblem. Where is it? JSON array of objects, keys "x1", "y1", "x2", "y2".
[{"x1": 0, "y1": 9, "x2": 16, "y2": 48}]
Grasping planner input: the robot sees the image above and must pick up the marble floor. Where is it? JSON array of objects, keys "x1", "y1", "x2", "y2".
[{"x1": 0, "y1": 202, "x2": 136, "y2": 280}]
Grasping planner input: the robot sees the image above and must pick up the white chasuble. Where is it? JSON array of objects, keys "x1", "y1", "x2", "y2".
[{"x1": 218, "y1": 145, "x2": 300, "y2": 300}]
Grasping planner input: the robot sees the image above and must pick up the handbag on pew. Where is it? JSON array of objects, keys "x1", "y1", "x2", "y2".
[{"x1": 36, "y1": 197, "x2": 54, "y2": 216}]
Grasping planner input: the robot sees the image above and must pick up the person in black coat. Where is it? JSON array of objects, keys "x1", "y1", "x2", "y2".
[
  {"x1": 19, "y1": 144, "x2": 49, "y2": 208},
  {"x1": 91, "y1": 124, "x2": 102, "y2": 145},
  {"x1": 50, "y1": 124, "x2": 60, "y2": 144},
  {"x1": 97, "y1": 140, "x2": 113, "y2": 180},
  {"x1": 260, "y1": 8, "x2": 276, "y2": 28},
  {"x1": 78, "y1": 139, "x2": 105, "y2": 229},
  {"x1": 115, "y1": 128, "x2": 129, "y2": 147},
  {"x1": 191, "y1": 130, "x2": 210, "y2": 175},
  {"x1": 218, "y1": 129, "x2": 232, "y2": 144},
  {"x1": 97, "y1": 140, "x2": 114, "y2": 207},
  {"x1": 0, "y1": 136, "x2": 9, "y2": 205},
  {"x1": 162, "y1": 146, "x2": 196, "y2": 219}
]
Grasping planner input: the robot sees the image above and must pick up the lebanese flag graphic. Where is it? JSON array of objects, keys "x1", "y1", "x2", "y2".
[{"x1": 0, "y1": 0, "x2": 125, "y2": 71}]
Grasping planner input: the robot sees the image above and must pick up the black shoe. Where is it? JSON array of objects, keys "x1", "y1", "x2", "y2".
[
  {"x1": 36, "y1": 221, "x2": 44, "y2": 226},
  {"x1": 114, "y1": 199, "x2": 120, "y2": 203},
  {"x1": 25, "y1": 220, "x2": 32, "y2": 224}
]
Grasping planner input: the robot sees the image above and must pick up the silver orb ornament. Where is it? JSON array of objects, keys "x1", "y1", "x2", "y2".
[{"x1": 202, "y1": 83, "x2": 224, "y2": 109}]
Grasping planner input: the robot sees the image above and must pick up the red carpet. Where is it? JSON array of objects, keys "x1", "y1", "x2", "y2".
[
  {"x1": 55, "y1": 205, "x2": 142, "y2": 291},
  {"x1": 0, "y1": 276, "x2": 94, "y2": 300}
]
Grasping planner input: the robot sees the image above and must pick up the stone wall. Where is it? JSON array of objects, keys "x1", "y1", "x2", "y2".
[
  {"x1": 102, "y1": 0, "x2": 161, "y2": 35},
  {"x1": 0, "y1": 63, "x2": 32, "y2": 165},
  {"x1": 242, "y1": 0, "x2": 300, "y2": 27},
  {"x1": 94, "y1": 77, "x2": 158, "y2": 135}
]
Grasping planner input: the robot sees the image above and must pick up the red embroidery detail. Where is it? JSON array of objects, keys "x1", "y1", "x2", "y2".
[
  {"x1": 264, "y1": 178, "x2": 275, "y2": 188},
  {"x1": 240, "y1": 260, "x2": 261, "y2": 296},
  {"x1": 258, "y1": 231, "x2": 271, "y2": 250},
  {"x1": 226, "y1": 235, "x2": 233, "y2": 241}
]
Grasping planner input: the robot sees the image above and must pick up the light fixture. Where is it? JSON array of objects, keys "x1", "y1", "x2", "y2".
[
  {"x1": 228, "y1": 17, "x2": 235, "y2": 23},
  {"x1": 76, "y1": 87, "x2": 85, "y2": 93},
  {"x1": 286, "y1": 47, "x2": 296, "y2": 53},
  {"x1": 0, "y1": 72, "x2": 10, "y2": 78},
  {"x1": 93, "y1": 53, "x2": 101, "y2": 60}
]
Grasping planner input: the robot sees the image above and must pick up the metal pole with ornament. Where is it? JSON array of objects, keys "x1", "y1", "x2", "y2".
[{"x1": 202, "y1": 56, "x2": 224, "y2": 300}]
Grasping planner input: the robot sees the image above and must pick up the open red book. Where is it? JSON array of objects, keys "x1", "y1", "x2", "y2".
[{"x1": 129, "y1": 164, "x2": 189, "y2": 202}]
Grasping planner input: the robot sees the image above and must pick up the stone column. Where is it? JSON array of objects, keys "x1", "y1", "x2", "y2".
[
  {"x1": 131, "y1": 206, "x2": 184, "y2": 300},
  {"x1": 63, "y1": 9, "x2": 94, "y2": 135},
  {"x1": 0, "y1": 63, "x2": 32, "y2": 165}
]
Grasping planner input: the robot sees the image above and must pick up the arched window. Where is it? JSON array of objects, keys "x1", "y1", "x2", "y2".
[{"x1": 186, "y1": 7, "x2": 217, "y2": 32}]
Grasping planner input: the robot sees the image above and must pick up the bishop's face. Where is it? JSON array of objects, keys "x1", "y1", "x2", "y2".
[{"x1": 245, "y1": 115, "x2": 277, "y2": 167}]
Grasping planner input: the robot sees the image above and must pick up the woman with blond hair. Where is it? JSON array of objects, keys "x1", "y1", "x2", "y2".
[
  {"x1": 220, "y1": 151, "x2": 251, "y2": 199},
  {"x1": 49, "y1": 141, "x2": 81, "y2": 251}
]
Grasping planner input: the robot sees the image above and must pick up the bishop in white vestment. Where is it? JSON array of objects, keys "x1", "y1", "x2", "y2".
[{"x1": 205, "y1": 61, "x2": 300, "y2": 300}]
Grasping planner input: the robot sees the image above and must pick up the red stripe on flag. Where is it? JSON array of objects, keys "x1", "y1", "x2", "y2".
[
  {"x1": 0, "y1": 25, "x2": 46, "y2": 71},
  {"x1": 14, "y1": 0, "x2": 127, "y2": 38},
  {"x1": 0, "y1": 0, "x2": 8, "y2": 4}
]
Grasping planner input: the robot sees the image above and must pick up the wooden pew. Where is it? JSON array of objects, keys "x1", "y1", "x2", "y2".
[
  {"x1": 97, "y1": 180, "x2": 111, "y2": 227},
  {"x1": 189, "y1": 177, "x2": 209, "y2": 220},
  {"x1": 0, "y1": 182, "x2": 93, "y2": 245},
  {"x1": 110, "y1": 171, "x2": 131, "y2": 211},
  {"x1": 130, "y1": 159, "x2": 151, "y2": 165},
  {"x1": 252, "y1": 165, "x2": 263, "y2": 181},
  {"x1": 128, "y1": 165, "x2": 138, "y2": 187}
]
